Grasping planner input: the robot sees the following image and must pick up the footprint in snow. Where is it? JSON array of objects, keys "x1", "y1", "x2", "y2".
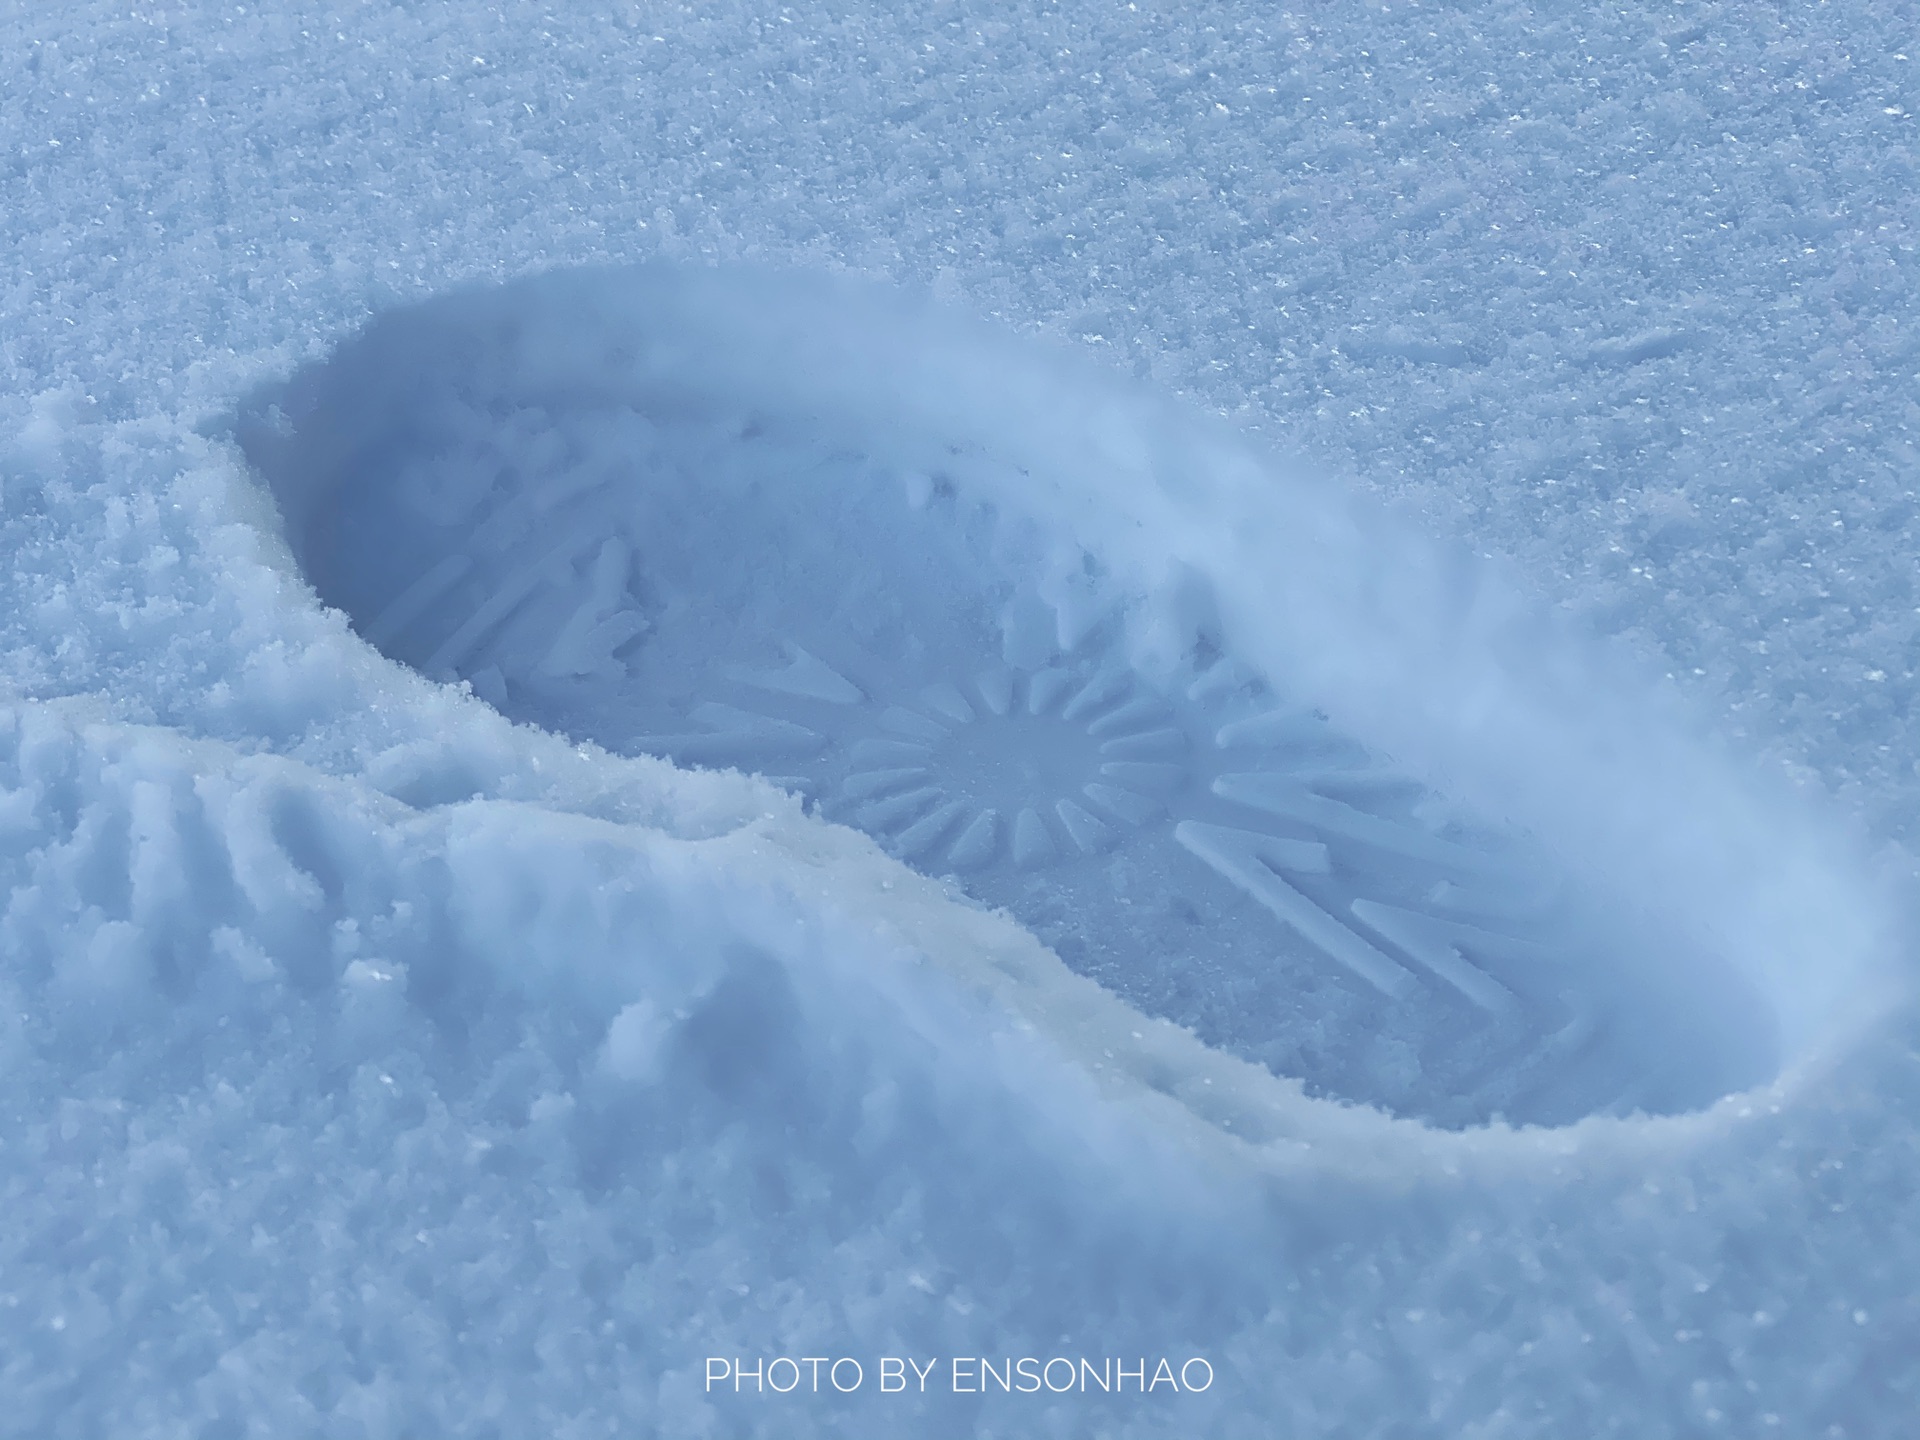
[{"x1": 238, "y1": 264, "x2": 1785, "y2": 1132}]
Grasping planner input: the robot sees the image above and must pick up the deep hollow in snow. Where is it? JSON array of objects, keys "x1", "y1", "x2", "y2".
[{"x1": 238, "y1": 265, "x2": 1814, "y2": 1132}]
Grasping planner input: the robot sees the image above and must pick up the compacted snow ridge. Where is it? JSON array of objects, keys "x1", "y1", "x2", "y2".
[{"x1": 4, "y1": 2, "x2": 1918, "y2": 1437}]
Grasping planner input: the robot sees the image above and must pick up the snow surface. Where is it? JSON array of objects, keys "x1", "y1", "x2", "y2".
[{"x1": 3, "y1": 2, "x2": 1919, "y2": 1437}]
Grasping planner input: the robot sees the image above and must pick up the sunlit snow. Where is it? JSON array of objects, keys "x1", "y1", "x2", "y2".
[{"x1": 3, "y1": 3, "x2": 1916, "y2": 1437}]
